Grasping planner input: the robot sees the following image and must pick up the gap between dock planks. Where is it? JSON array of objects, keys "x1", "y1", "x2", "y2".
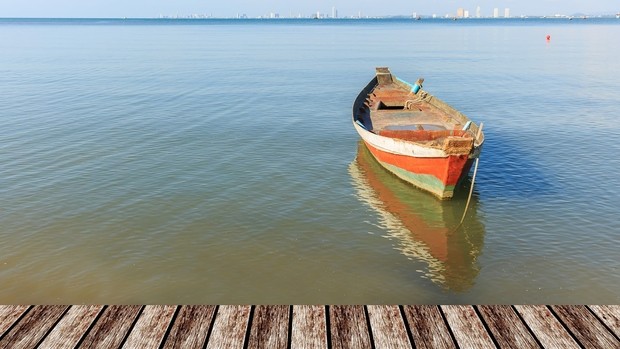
[{"x1": 0, "y1": 305, "x2": 619, "y2": 348}]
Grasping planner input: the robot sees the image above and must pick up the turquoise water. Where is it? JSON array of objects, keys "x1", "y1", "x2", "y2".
[{"x1": 1, "y1": 18, "x2": 619, "y2": 304}]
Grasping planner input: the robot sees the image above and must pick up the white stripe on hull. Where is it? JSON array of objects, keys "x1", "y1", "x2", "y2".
[
  {"x1": 353, "y1": 121, "x2": 448, "y2": 158},
  {"x1": 353, "y1": 121, "x2": 482, "y2": 160}
]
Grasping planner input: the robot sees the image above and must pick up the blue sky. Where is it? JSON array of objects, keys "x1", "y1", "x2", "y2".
[{"x1": 1, "y1": 0, "x2": 618, "y2": 18}]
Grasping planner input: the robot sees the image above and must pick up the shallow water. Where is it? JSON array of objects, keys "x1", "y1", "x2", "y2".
[{"x1": 1, "y1": 18, "x2": 619, "y2": 303}]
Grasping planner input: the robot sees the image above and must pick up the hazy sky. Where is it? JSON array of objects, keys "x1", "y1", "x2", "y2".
[{"x1": 1, "y1": 0, "x2": 618, "y2": 18}]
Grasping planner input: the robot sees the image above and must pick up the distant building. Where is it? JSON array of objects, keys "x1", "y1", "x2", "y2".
[
  {"x1": 457, "y1": 8, "x2": 464, "y2": 18},
  {"x1": 493, "y1": 8, "x2": 499, "y2": 18},
  {"x1": 332, "y1": 7, "x2": 338, "y2": 18},
  {"x1": 476, "y1": 6, "x2": 481, "y2": 18},
  {"x1": 464, "y1": 10, "x2": 470, "y2": 18},
  {"x1": 504, "y1": 8, "x2": 510, "y2": 18}
]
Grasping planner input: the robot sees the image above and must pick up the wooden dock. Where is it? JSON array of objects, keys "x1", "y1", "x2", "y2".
[{"x1": 1, "y1": 305, "x2": 619, "y2": 348}]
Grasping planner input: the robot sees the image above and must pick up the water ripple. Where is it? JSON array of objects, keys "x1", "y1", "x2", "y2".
[{"x1": 1, "y1": 19, "x2": 620, "y2": 304}]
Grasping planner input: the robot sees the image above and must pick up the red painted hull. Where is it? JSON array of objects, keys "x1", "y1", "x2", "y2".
[{"x1": 364, "y1": 142, "x2": 472, "y2": 188}]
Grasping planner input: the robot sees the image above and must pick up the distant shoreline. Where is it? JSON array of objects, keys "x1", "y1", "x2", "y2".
[
  {"x1": 1, "y1": 15, "x2": 619, "y2": 20},
  {"x1": 1, "y1": 17, "x2": 619, "y2": 24}
]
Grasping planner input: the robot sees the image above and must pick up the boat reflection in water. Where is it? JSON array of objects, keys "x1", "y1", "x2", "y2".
[{"x1": 349, "y1": 142, "x2": 485, "y2": 292}]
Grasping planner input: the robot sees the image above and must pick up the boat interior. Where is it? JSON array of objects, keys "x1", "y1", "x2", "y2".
[
  {"x1": 367, "y1": 84, "x2": 464, "y2": 133},
  {"x1": 355, "y1": 69, "x2": 478, "y2": 151},
  {"x1": 354, "y1": 68, "x2": 483, "y2": 153}
]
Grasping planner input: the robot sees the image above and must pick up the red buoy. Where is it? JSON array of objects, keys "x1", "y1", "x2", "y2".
[{"x1": 546, "y1": 35, "x2": 551, "y2": 41}]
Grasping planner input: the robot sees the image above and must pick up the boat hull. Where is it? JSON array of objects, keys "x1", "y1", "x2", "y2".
[
  {"x1": 356, "y1": 125, "x2": 473, "y2": 199},
  {"x1": 363, "y1": 142, "x2": 472, "y2": 199}
]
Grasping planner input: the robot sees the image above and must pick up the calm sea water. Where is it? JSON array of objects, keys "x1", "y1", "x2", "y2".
[{"x1": 1, "y1": 18, "x2": 619, "y2": 304}]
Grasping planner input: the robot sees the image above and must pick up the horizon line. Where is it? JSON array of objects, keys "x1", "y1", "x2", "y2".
[{"x1": 1, "y1": 14, "x2": 619, "y2": 20}]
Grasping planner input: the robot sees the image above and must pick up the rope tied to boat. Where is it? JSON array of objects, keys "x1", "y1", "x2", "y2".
[
  {"x1": 404, "y1": 95, "x2": 425, "y2": 110},
  {"x1": 459, "y1": 122, "x2": 484, "y2": 225}
]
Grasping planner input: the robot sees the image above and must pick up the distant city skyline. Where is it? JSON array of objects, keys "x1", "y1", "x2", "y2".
[{"x1": 1, "y1": 1, "x2": 619, "y2": 18}]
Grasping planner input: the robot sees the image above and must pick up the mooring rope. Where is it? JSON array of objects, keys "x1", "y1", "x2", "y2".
[
  {"x1": 459, "y1": 122, "x2": 484, "y2": 225},
  {"x1": 460, "y1": 157, "x2": 480, "y2": 225}
]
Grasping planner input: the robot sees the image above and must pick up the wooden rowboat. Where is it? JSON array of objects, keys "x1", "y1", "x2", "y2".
[{"x1": 352, "y1": 67, "x2": 485, "y2": 199}]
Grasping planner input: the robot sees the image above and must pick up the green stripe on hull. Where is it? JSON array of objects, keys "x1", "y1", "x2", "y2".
[{"x1": 378, "y1": 160, "x2": 456, "y2": 199}]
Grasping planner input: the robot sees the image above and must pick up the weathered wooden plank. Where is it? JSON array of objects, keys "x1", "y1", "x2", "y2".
[
  {"x1": 78, "y1": 305, "x2": 142, "y2": 349},
  {"x1": 440, "y1": 305, "x2": 495, "y2": 348},
  {"x1": 0, "y1": 305, "x2": 68, "y2": 349},
  {"x1": 0, "y1": 304, "x2": 616, "y2": 349},
  {"x1": 38, "y1": 305, "x2": 104, "y2": 349},
  {"x1": 589, "y1": 305, "x2": 620, "y2": 339},
  {"x1": 551, "y1": 305, "x2": 620, "y2": 348},
  {"x1": 477, "y1": 305, "x2": 540, "y2": 348},
  {"x1": 291, "y1": 305, "x2": 327, "y2": 349},
  {"x1": 246, "y1": 305, "x2": 289, "y2": 349},
  {"x1": 205, "y1": 305, "x2": 251, "y2": 349},
  {"x1": 329, "y1": 305, "x2": 372, "y2": 349},
  {"x1": 514, "y1": 305, "x2": 580, "y2": 348},
  {"x1": 162, "y1": 305, "x2": 216, "y2": 349},
  {"x1": 0, "y1": 306, "x2": 30, "y2": 339},
  {"x1": 366, "y1": 305, "x2": 412, "y2": 349},
  {"x1": 122, "y1": 305, "x2": 176, "y2": 348},
  {"x1": 402, "y1": 305, "x2": 456, "y2": 349}
]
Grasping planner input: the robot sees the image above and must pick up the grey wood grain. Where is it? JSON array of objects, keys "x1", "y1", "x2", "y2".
[
  {"x1": 291, "y1": 305, "x2": 327, "y2": 349},
  {"x1": 1, "y1": 304, "x2": 617, "y2": 349},
  {"x1": 589, "y1": 305, "x2": 620, "y2": 339},
  {"x1": 402, "y1": 305, "x2": 456, "y2": 349},
  {"x1": 122, "y1": 305, "x2": 176, "y2": 348},
  {"x1": 0, "y1": 305, "x2": 68, "y2": 349},
  {"x1": 205, "y1": 305, "x2": 251, "y2": 349},
  {"x1": 441, "y1": 305, "x2": 496, "y2": 348},
  {"x1": 78, "y1": 305, "x2": 142, "y2": 349},
  {"x1": 162, "y1": 305, "x2": 216, "y2": 349},
  {"x1": 366, "y1": 305, "x2": 412, "y2": 349},
  {"x1": 38, "y1": 305, "x2": 104, "y2": 349},
  {"x1": 514, "y1": 305, "x2": 580, "y2": 349},
  {"x1": 477, "y1": 305, "x2": 540, "y2": 348},
  {"x1": 246, "y1": 305, "x2": 289, "y2": 349},
  {"x1": 0, "y1": 305, "x2": 30, "y2": 339},
  {"x1": 329, "y1": 305, "x2": 372, "y2": 349},
  {"x1": 551, "y1": 305, "x2": 620, "y2": 348}
]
